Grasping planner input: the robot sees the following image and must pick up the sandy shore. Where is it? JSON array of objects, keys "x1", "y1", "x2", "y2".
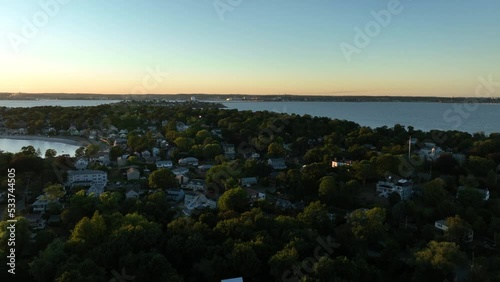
[{"x1": 0, "y1": 134, "x2": 90, "y2": 147}]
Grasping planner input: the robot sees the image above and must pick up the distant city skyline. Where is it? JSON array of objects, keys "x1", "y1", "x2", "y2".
[{"x1": 1, "y1": 0, "x2": 499, "y2": 96}]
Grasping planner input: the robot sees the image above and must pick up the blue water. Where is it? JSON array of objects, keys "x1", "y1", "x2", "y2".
[
  {"x1": 0, "y1": 138, "x2": 82, "y2": 157},
  {"x1": 222, "y1": 101, "x2": 500, "y2": 134},
  {"x1": 1, "y1": 99, "x2": 498, "y2": 134}
]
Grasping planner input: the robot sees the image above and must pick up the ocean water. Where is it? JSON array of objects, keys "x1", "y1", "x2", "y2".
[
  {"x1": 0, "y1": 138, "x2": 82, "y2": 157},
  {"x1": 222, "y1": 101, "x2": 500, "y2": 134},
  {"x1": 1, "y1": 100, "x2": 499, "y2": 134}
]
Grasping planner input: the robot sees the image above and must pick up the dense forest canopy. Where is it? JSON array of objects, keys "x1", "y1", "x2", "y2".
[{"x1": 0, "y1": 101, "x2": 499, "y2": 281}]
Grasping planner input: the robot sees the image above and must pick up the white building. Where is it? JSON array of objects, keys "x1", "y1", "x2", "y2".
[
  {"x1": 67, "y1": 170, "x2": 108, "y2": 188},
  {"x1": 376, "y1": 179, "x2": 413, "y2": 200}
]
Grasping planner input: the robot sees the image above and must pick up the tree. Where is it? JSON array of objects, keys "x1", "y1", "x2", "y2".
[
  {"x1": 297, "y1": 201, "x2": 330, "y2": 233},
  {"x1": 148, "y1": 168, "x2": 177, "y2": 189},
  {"x1": 268, "y1": 245, "x2": 299, "y2": 280},
  {"x1": 75, "y1": 147, "x2": 85, "y2": 158},
  {"x1": 218, "y1": 187, "x2": 248, "y2": 212},
  {"x1": 422, "y1": 178, "x2": 447, "y2": 206},
  {"x1": 45, "y1": 148, "x2": 57, "y2": 158},
  {"x1": 29, "y1": 239, "x2": 67, "y2": 282},
  {"x1": 43, "y1": 184, "x2": 65, "y2": 201},
  {"x1": 69, "y1": 211, "x2": 106, "y2": 249},
  {"x1": 414, "y1": 241, "x2": 466, "y2": 279},
  {"x1": 174, "y1": 137, "x2": 193, "y2": 152},
  {"x1": 109, "y1": 145, "x2": 124, "y2": 161},
  {"x1": 202, "y1": 143, "x2": 222, "y2": 159},
  {"x1": 318, "y1": 176, "x2": 337, "y2": 205},
  {"x1": 267, "y1": 142, "x2": 286, "y2": 158},
  {"x1": 84, "y1": 144, "x2": 99, "y2": 158},
  {"x1": 349, "y1": 207, "x2": 387, "y2": 241},
  {"x1": 444, "y1": 215, "x2": 471, "y2": 243},
  {"x1": 21, "y1": 145, "x2": 37, "y2": 156}
]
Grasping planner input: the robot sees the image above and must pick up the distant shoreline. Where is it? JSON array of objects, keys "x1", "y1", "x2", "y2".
[{"x1": 0, "y1": 135, "x2": 88, "y2": 147}]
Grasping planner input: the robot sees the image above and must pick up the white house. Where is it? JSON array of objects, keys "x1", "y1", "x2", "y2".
[
  {"x1": 268, "y1": 158, "x2": 287, "y2": 170},
  {"x1": 376, "y1": 179, "x2": 413, "y2": 200},
  {"x1": 183, "y1": 179, "x2": 205, "y2": 191},
  {"x1": 75, "y1": 158, "x2": 89, "y2": 170},
  {"x1": 87, "y1": 184, "x2": 105, "y2": 197},
  {"x1": 127, "y1": 168, "x2": 141, "y2": 181},
  {"x1": 126, "y1": 189, "x2": 140, "y2": 199},
  {"x1": 456, "y1": 186, "x2": 490, "y2": 201},
  {"x1": 166, "y1": 189, "x2": 185, "y2": 202},
  {"x1": 156, "y1": 160, "x2": 173, "y2": 169},
  {"x1": 331, "y1": 160, "x2": 352, "y2": 168},
  {"x1": 435, "y1": 219, "x2": 474, "y2": 242},
  {"x1": 32, "y1": 195, "x2": 58, "y2": 213},
  {"x1": 172, "y1": 167, "x2": 189, "y2": 176},
  {"x1": 183, "y1": 193, "x2": 217, "y2": 216},
  {"x1": 178, "y1": 157, "x2": 199, "y2": 166},
  {"x1": 221, "y1": 143, "x2": 236, "y2": 159}
]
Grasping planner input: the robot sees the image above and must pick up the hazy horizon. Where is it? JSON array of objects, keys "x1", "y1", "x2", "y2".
[{"x1": 1, "y1": 0, "x2": 499, "y2": 97}]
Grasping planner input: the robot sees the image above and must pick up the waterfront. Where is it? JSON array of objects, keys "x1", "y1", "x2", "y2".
[
  {"x1": 2, "y1": 100, "x2": 499, "y2": 134},
  {"x1": 0, "y1": 137, "x2": 83, "y2": 156}
]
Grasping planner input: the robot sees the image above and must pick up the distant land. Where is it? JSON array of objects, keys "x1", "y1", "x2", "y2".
[{"x1": 0, "y1": 92, "x2": 499, "y2": 103}]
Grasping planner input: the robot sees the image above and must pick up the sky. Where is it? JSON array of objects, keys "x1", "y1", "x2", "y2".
[{"x1": 0, "y1": 0, "x2": 499, "y2": 96}]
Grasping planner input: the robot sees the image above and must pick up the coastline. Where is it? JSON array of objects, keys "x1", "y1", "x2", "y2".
[{"x1": 0, "y1": 134, "x2": 90, "y2": 147}]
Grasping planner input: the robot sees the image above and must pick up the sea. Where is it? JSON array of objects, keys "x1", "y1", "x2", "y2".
[{"x1": 1, "y1": 99, "x2": 499, "y2": 135}]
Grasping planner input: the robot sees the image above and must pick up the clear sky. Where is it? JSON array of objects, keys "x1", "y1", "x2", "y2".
[{"x1": 1, "y1": 0, "x2": 499, "y2": 96}]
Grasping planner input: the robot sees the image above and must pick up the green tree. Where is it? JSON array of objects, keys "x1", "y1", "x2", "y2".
[
  {"x1": 349, "y1": 207, "x2": 387, "y2": 241},
  {"x1": 318, "y1": 176, "x2": 337, "y2": 205},
  {"x1": 109, "y1": 145, "x2": 124, "y2": 161},
  {"x1": 69, "y1": 211, "x2": 106, "y2": 248},
  {"x1": 414, "y1": 241, "x2": 466, "y2": 280},
  {"x1": 297, "y1": 201, "x2": 330, "y2": 233},
  {"x1": 267, "y1": 142, "x2": 286, "y2": 158},
  {"x1": 44, "y1": 148, "x2": 57, "y2": 158},
  {"x1": 21, "y1": 145, "x2": 37, "y2": 156},
  {"x1": 148, "y1": 168, "x2": 177, "y2": 189},
  {"x1": 42, "y1": 184, "x2": 65, "y2": 201},
  {"x1": 422, "y1": 178, "x2": 447, "y2": 206},
  {"x1": 84, "y1": 144, "x2": 99, "y2": 158},
  {"x1": 202, "y1": 143, "x2": 222, "y2": 159},
  {"x1": 444, "y1": 215, "x2": 471, "y2": 243},
  {"x1": 29, "y1": 239, "x2": 67, "y2": 282},
  {"x1": 218, "y1": 187, "x2": 248, "y2": 212},
  {"x1": 75, "y1": 147, "x2": 85, "y2": 158}
]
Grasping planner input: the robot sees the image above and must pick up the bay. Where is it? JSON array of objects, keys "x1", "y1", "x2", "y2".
[
  {"x1": 0, "y1": 137, "x2": 82, "y2": 157},
  {"x1": 222, "y1": 101, "x2": 500, "y2": 134}
]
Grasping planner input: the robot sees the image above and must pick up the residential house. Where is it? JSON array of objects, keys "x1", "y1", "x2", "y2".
[
  {"x1": 156, "y1": 160, "x2": 173, "y2": 169},
  {"x1": 221, "y1": 143, "x2": 236, "y2": 159},
  {"x1": 114, "y1": 138, "x2": 127, "y2": 147},
  {"x1": 87, "y1": 184, "x2": 105, "y2": 197},
  {"x1": 172, "y1": 167, "x2": 189, "y2": 176},
  {"x1": 183, "y1": 193, "x2": 217, "y2": 216},
  {"x1": 275, "y1": 198, "x2": 292, "y2": 210},
  {"x1": 152, "y1": 147, "x2": 160, "y2": 157},
  {"x1": 376, "y1": 178, "x2": 413, "y2": 200},
  {"x1": 75, "y1": 158, "x2": 89, "y2": 170},
  {"x1": 125, "y1": 189, "x2": 140, "y2": 199},
  {"x1": 268, "y1": 158, "x2": 287, "y2": 170},
  {"x1": 178, "y1": 157, "x2": 199, "y2": 166},
  {"x1": 25, "y1": 214, "x2": 46, "y2": 230},
  {"x1": 240, "y1": 177, "x2": 258, "y2": 187},
  {"x1": 127, "y1": 168, "x2": 141, "y2": 181},
  {"x1": 221, "y1": 278, "x2": 244, "y2": 282},
  {"x1": 166, "y1": 188, "x2": 185, "y2": 202},
  {"x1": 246, "y1": 188, "x2": 266, "y2": 201},
  {"x1": 48, "y1": 215, "x2": 61, "y2": 225},
  {"x1": 331, "y1": 159, "x2": 352, "y2": 168},
  {"x1": 32, "y1": 195, "x2": 56, "y2": 213},
  {"x1": 198, "y1": 164, "x2": 213, "y2": 172},
  {"x1": 68, "y1": 126, "x2": 80, "y2": 136},
  {"x1": 183, "y1": 179, "x2": 205, "y2": 191},
  {"x1": 142, "y1": 150, "x2": 151, "y2": 158},
  {"x1": 418, "y1": 144, "x2": 443, "y2": 161},
  {"x1": 456, "y1": 186, "x2": 490, "y2": 201},
  {"x1": 435, "y1": 219, "x2": 474, "y2": 242}
]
